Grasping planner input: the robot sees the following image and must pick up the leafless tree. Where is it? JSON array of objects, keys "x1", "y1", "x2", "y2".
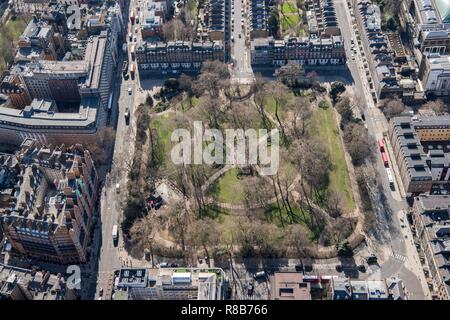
[
  {"x1": 420, "y1": 99, "x2": 448, "y2": 116},
  {"x1": 283, "y1": 224, "x2": 313, "y2": 258},
  {"x1": 380, "y1": 96, "x2": 406, "y2": 119},
  {"x1": 162, "y1": 19, "x2": 192, "y2": 41},
  {"x1": 187, "y1": 217, "x2": 222, "y2": 263},
  {"x1": 193, "y1": 60, "x2": 230, "y2": 98},
  {"x1": 274, "y1": 61, "x2": 304, "y2": 87},
  {"x1": 343, "y1": 122, "x2": 372, "y2": 166}
]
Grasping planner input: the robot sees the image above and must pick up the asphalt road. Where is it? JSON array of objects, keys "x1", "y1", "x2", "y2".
[
  {"x1": 230, "y1": 0, "x2": 253, "y2": 83},
  {"x1": 90, "y1": 0, "x2": 141, "y2": 300},
  {"x1": 333, "y1": 0, "x2": 430, "y2": 299}
]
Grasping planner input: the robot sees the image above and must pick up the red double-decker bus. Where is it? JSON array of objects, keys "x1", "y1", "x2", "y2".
[
  {"x1": 381, "y1": 152, "x2": 389, "y2": 167},
  {"x1": 378, "y1": 138, "x2": 385, "y2": 152}
]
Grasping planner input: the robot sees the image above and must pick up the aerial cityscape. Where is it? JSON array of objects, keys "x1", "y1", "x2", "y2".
[{"x1": 0, "y1": 0, "x2": 449, "y2": 305}]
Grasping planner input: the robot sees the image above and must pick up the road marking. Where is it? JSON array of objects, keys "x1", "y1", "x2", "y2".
[{"x1": 391, "y1": 252, "x2": 407, "y2": 262}]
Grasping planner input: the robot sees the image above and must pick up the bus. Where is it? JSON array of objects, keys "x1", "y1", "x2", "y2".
[
  {"x1": 378, "y1": 138, "x2": 385, "y2": 152},
  {"x1": 112, "y1": 225, "x2": 118, "y2": 246},
  {"x1": 381, "y1": 151, "x2": 389, "y2": 167},
  {"x1": 386, "y1": 168, "x2": 395, "y2": 190}
]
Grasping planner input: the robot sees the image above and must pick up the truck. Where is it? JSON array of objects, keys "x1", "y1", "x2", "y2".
[
  {"x1": 130, "y1": 10, "x2": 135, "y2": 24},
  {"x1": 130, "y1": 63, "x2": 135, "y2": 79},
  {"x1": 130, "y1": 45, "x2": 136, "y2": 60},
  {"x1": 112, "y1": 225, "x2": 118, "y2": 245}
]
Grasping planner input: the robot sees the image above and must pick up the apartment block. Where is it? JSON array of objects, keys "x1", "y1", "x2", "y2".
[
  {"x1": 249, "y1": 0, "x2": 269, "y2": 39},
  {"x1": 0, "y1": 138, "x2": 98, "y2": 264},
  {"x1": 412, "y1": 195, "x2": 450, "y2": 299},
  {"x1": 329, "y1": 277, "x2": 406, "y2": 300},
  {"x1": 251, "y1": 35, "x2": 345, "y2": 67},
  {"x1": 269, "y1": 272, "x2": 311, "y2": 300},
  {"x1": 0, "y1": 263, "x2": 76, "y2": 300},
  {"x1": 205, "y1": 0, "x2": 226, "y2": 41},
  {"x1": 0, "y1": 30, "x2": 116, "y2": 146},
  {"x1": 112, "y1": 268, "x2": 226, "y2": 300},
  {"x1": 389, "y1": 115, "x2": 450, "y2": 194},
  {"x1": 136, "y1": 40, "x2": 225, "y2": 74}
]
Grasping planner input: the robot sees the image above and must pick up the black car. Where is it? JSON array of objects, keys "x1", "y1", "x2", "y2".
[
  {"x1": 294, "y1": 264, "x2": 303, "y2": 272},
  {"x1": 335, "y1": 265, "x2": 343, "y2": 272},
  {"x1": 247, "y1": 282, "x2": 254, "y2": 296}
]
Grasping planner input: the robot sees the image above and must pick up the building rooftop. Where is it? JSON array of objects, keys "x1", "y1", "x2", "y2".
[{"x1": 269, "y1": 272, "x2": 311, "y2": 300}]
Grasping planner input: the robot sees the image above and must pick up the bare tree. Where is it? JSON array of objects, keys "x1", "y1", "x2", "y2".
[
  {"x1": 129, "y1": 214, "x2": 157, "y2": 266},
  {"x1": 420, "y1": 99, "x2": 448, "y2": 116},
  {"x1": 187, "y1": 217, "x2": 222, "y2": 263},
  {"x1": 343, "y1": 122, "x2": 372, "y2": 166},
  {"x1": 193, "y1": 60, "x2": 231, "y2": 98},
  {"x1": 283, "y1": 224, "x2": 313, "y2": 258},
  {"x1": 162, "y1": 19, "x2": 193, "y2": 41},
  {"x1": 274, "y1": 61, "x2": 304, "y2": 87},
  {"x1": 380, "y1": 96, "x2": 406, "y2": 119}
]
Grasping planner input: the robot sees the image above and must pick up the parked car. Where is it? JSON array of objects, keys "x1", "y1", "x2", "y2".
[
  {"x1": 159, "y1": 262, "x2": 169, "y2": 268},
  {"x1": 253, "y1": 271, "x2": 266, "y2": 280},
  {"x1": 247, "y1": 282, "x2": 254, "y2": 296}
]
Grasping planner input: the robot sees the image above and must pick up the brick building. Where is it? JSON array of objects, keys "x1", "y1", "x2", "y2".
[{"x1": 0, "y1": 139, "x2": 98, "y2": 264}]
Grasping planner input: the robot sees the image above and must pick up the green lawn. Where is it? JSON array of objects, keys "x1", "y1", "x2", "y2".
[
  {"x1": 281, "y1": 14, "x2": 301, "y2": 30},
  {"x1": 281, "y1": 1, "x2": 297, "y2": 14},
  {"x1": 149, "y1": 113, "x2": 178, "y2": 175},
  {"x1": 310, "y1": 107, "x2": 355, "y2": 213},
  {"x1": 178, "y1": 95, "x2": 199, "y2": 111},
  {"x1": 211, "y1": 168, "x2": 245, "y2": 205},
  {"x1": 0, "y1": 16, "x2": 30, "y2": 72},
  {"x1": 263, "y1": 96, "x2": 288, "y2": 121}
]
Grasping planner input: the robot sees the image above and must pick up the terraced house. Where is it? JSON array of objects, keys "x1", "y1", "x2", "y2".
[
  {"x1": 136, "y1": 40, "x2": 225, "y2": 74},
  {"x1": 0, "y1": 139, "x2": 98, "y2": 264}
]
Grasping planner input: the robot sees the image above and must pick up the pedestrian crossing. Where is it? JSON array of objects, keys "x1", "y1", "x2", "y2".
[{"x1": 391, "y1": 252, "x2": 407, "y2": 262}]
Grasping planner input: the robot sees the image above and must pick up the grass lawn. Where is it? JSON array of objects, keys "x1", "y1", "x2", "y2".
[
  {"x1": 281, "y1": 14, "x2": 301, "y2": 30},
  {"x1": 281, "y1": 1, "x2": 297, "y2": 14},
  {"x1": 263, "y1": 96, "x2": 288, "y2": 121},
  {"x1": 310, "y1": 107, "x2": 355, "y2": 213},
  {"x1": 211, "y1": 168, "x2": 246, "y2": 205},
  {"x1": 0, "y1": 16, "x2": 30, "y2": 72},
  {"x1": 178, "y1": 95, "x2": 199, "y2": 111},
  {"x1": 149, "y1": 113, "x2": 178, "y2": 175}
]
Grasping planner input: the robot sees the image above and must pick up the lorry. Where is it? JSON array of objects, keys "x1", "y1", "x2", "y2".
[
  {"x1": 130, "y1": 10, "x2": 135, "y2": 24},
  {"x1": 112, "y1": 225, "x2": 118, "y2": 246},
  {"x1": 130, "y1": 45, "x2": 136, "y2": 60},
  {"x1": 130, "y1": 63, "x2": 135, "y2": 79}
]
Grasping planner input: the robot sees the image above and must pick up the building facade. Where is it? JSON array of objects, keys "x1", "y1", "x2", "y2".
[
  {"x1": 0, "y1": 139, "x2": 98, "y2": 264},
  {"x1": 412, "y1": 195, "x2": 450, "y2": 300},
  {"x1": 251, "y1": 36, "x2": 346, "y2": 67},
  {"x1": 136, "y1": 40, "x2": 225, "y2": 74}
]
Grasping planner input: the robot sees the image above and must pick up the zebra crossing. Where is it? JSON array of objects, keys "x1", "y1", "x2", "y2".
[{"x1": 391, "y1": 252, "x2": 407, "y2": 262}]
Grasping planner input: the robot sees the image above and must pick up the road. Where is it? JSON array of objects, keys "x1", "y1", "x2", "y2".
[
  {"x1": 89, "y1": 0, "x2": 143, "y2": 300},
  {"x1": 230, "y1": 0, "x2": 254, "y2": 83},
  {"x1": 333, "y1": 0, "x2": 430, "y2": 299}
]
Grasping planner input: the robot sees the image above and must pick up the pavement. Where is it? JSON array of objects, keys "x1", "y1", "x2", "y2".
[
  {"x1": 230, "y1": 0, "x2": 254, "y2": 83},
  {"x1": 333, "y1": 0, "x2": 431, "y2": 299},
  {"x1": 87, "y1": 0, "x2": 151, "y2": 300}
]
